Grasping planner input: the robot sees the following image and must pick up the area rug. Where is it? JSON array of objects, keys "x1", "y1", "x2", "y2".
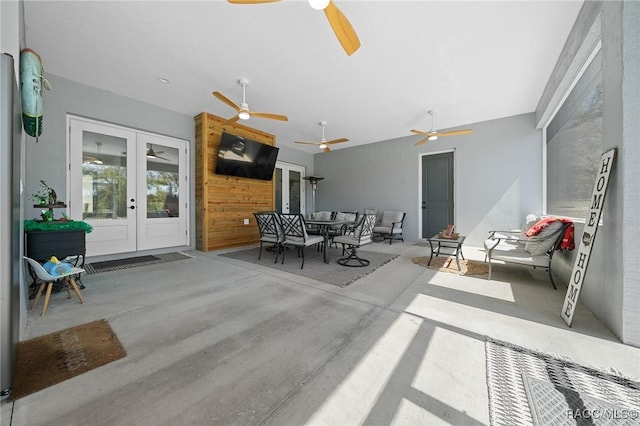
[
  {"x1": 84, "y1": 251, "x2": 193, "y2": 274},
  {"x1": 10, "y1": 319, "x2": 126, "y2": 400},
  {"x1": 412, "y1": 256, "x2": 489, "y2": 276},
  {"x1": 485, "y1": 337, "x2": 640, "y2": 425},
  {"x1": 220, "y1": 246, "x2": 398, "y2": 288}
]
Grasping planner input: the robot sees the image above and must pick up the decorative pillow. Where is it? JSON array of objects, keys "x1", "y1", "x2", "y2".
[
  {"x1": 519, "y1": 213, "x2": 540, "y2": 242},
  {"x1": 524, "y1": 221, "x2": 563, "y2": 256}
]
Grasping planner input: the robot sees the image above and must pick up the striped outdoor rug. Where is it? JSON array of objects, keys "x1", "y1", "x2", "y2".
[{"x1": 485, "y1": 337, "x2": 640, "y2": 425}]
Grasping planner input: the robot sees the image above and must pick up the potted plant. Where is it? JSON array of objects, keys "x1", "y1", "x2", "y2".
[{"x1": 31, "y1": 180, "x2": 59, "y2": 205}]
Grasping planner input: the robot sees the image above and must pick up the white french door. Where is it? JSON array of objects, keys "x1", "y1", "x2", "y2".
[
  {"x1": 136, "y1": 132, "x2": 188, "y2": 251},
  {"x1": 68, "y1": 116, "x2": 188, "y2": 256},
  {"x1": 275, "y1": 162, "x2": 305, "y2": 214}
]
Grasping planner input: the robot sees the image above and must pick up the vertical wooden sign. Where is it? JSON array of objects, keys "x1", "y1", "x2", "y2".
[{"x1": 561, "y1": 148, "x2": 616, "y2": 326}]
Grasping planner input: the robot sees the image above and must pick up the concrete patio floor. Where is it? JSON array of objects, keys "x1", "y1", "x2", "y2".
[{"x1": 2, "y1": 242, "x2": 638, "y2": 425}]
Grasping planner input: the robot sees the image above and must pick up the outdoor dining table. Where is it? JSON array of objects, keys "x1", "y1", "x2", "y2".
[{"x1": 305, "y1": 218, "x2": 356, "y2": 263}]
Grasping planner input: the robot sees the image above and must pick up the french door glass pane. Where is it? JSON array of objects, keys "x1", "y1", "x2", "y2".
[
  {"x1": 275, "y1": 168, "x2": 283, "y2": 213},
  {"x1": 81, "y1": 131, "x2": 127, "y2": 220},
  {"x1": 288, "y1": 170, "x2": 301, "y2": 213},
  {"x1": 146, "y1": 145, "x2": 180, "y2": 218}
]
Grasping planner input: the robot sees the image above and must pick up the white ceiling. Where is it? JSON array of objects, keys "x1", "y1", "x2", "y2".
[{"x1": 23, "y1": 0, "x2": 583, "y2": 153}]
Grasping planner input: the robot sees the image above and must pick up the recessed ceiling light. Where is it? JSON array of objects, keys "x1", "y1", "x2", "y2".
[{"x1": 158, "y1": 77, "x2": 170, "y2": 84}]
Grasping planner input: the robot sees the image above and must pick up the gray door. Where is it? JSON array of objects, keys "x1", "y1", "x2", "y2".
[{"x1": 421, "y1": 152, "x2": 454, "y2": 238}]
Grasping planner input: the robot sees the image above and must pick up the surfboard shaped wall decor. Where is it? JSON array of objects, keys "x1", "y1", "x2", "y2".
[{"x1": 20, "y1": 48, "x2": 46, "y2": 139}]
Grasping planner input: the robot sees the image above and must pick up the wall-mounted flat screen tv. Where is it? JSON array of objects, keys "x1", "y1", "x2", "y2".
[{"x1": 215, "y1": 132, "x2": 279, "y2": 181}]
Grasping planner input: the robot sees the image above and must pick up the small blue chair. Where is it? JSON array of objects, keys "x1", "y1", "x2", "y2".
[{"x1": 24, "y1": 256, "x2": 85, "y2": 316}]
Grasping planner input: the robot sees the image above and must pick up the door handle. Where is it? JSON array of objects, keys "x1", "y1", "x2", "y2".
[{"x1": 129, "y1": 206, "x2": 135, "y2": 210}]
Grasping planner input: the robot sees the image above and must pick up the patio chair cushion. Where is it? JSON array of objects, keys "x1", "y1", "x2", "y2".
[
  {"x1": 372, "y1": 225, "x2": 402, "y2": 235},
  {"x1": 335, "y1": 211, "x2": 357, "y2": 222},
  {"x1": 524, "y1": 221, "x2": 564, "y2": 256},
  {"x1": 313, "y1": 211, "x2": 333, "y2": 221},
  {"x1": 379, "y1": 210, "x2": 404, "y2": 227}
]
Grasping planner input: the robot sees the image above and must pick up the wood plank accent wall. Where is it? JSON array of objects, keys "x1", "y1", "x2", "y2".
[{"x1": 195, "y1": 112, "x2": 276, "y2": 251}]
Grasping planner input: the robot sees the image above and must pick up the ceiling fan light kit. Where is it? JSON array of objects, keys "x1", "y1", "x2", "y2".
[
  {"x1": 294, "y1": 121, "x2": 349, "y2": 153},
  {"x1": 411, "y1": 110, "x2": 473, "y2": 146},
  {"x1": 212, "y1": 78, "x2": 288, "y2": 123}
]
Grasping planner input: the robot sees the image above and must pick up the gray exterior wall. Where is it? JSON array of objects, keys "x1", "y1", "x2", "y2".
[
  {"x1": 619, "y1": 0, "x2": 640, "y2": 348},
  {"x1": 536, "y1": 1, "x2": 639, "y2": 346},
  {"x1": 1, "y1": 0, "x2": 28, "y2": 339},
  {"x1": 601, "y1": 0, "x2": 639, "y2": 346},
  {"x1": 314, "y1": 112, "x2": 543, "y2": 248}
]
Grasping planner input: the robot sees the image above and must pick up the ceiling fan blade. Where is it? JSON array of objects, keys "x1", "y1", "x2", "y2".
[
  {"x1": 437, "y1": 129, "x2": 473, "y2": 137},
  {"x1": 294, "y1": 141, "x2": 320, "y2": 145},
  {"x1": 415, "y1": 138, "x2": 430, "y2": 146},
  {"x1": 325, "y1": 138, "x2": 349, "y2": 145},
  {"x1": 250, "y1": 111, "x2": 289, "y2": 122},
  {"x1": 213, "y1": 91, "x2": 241, "y2": 112},
  {"x1": 227, "y1": 0, "x2": 280, "y2": 3},
  {"x1": 323, "y1": 147, "x2": 330, "y2": 153},
  {"x1": 323, "y1": 1, "x2": 361, "y2": 56},
  {"x1": 410, "y1": 129, "x2": 429, "y2": 135}
]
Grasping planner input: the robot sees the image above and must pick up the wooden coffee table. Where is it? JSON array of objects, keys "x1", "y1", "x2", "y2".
[{"x1": 426, "y1": 234, "x2": 466, "y2": 271}]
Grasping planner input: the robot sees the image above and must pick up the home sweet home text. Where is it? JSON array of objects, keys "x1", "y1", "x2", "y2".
[{"x1": 561, "y1": 148, "x2": 616, "y2": 326}]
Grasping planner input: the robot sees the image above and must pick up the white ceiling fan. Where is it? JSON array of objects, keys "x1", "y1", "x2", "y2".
[
  {"x1": 146, "y1": 144, "x2": 170, "y2": 161},
  {"x1": 411, "y1": 110, "x2": 473, "y2": 145},
  {"x1": 212, "y1": 78, "x2": 288, "y2": 123},
  {"x1": 294, "y1": 121, "x2": 348, "y2": 152},
  {"x1": 83, "y1": 141, "x2": 104, "y2": 164},
  {"x1": 226, "y1": 0, "x2": 360, "y2": 56}
]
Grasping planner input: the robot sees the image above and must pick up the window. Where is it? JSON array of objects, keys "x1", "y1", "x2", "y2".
[{"x1": 546, "y1": 49, "x2": 603, "y2": 219}]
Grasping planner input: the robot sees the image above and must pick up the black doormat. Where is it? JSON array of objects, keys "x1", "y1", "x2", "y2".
[{"x1": 84, "y1": 252, "x2": 193, "y2": 274}]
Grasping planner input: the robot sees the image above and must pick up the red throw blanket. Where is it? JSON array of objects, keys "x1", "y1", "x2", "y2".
[{"x1": 525, "y1": 216, "x2": 575, "y2": 250}]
